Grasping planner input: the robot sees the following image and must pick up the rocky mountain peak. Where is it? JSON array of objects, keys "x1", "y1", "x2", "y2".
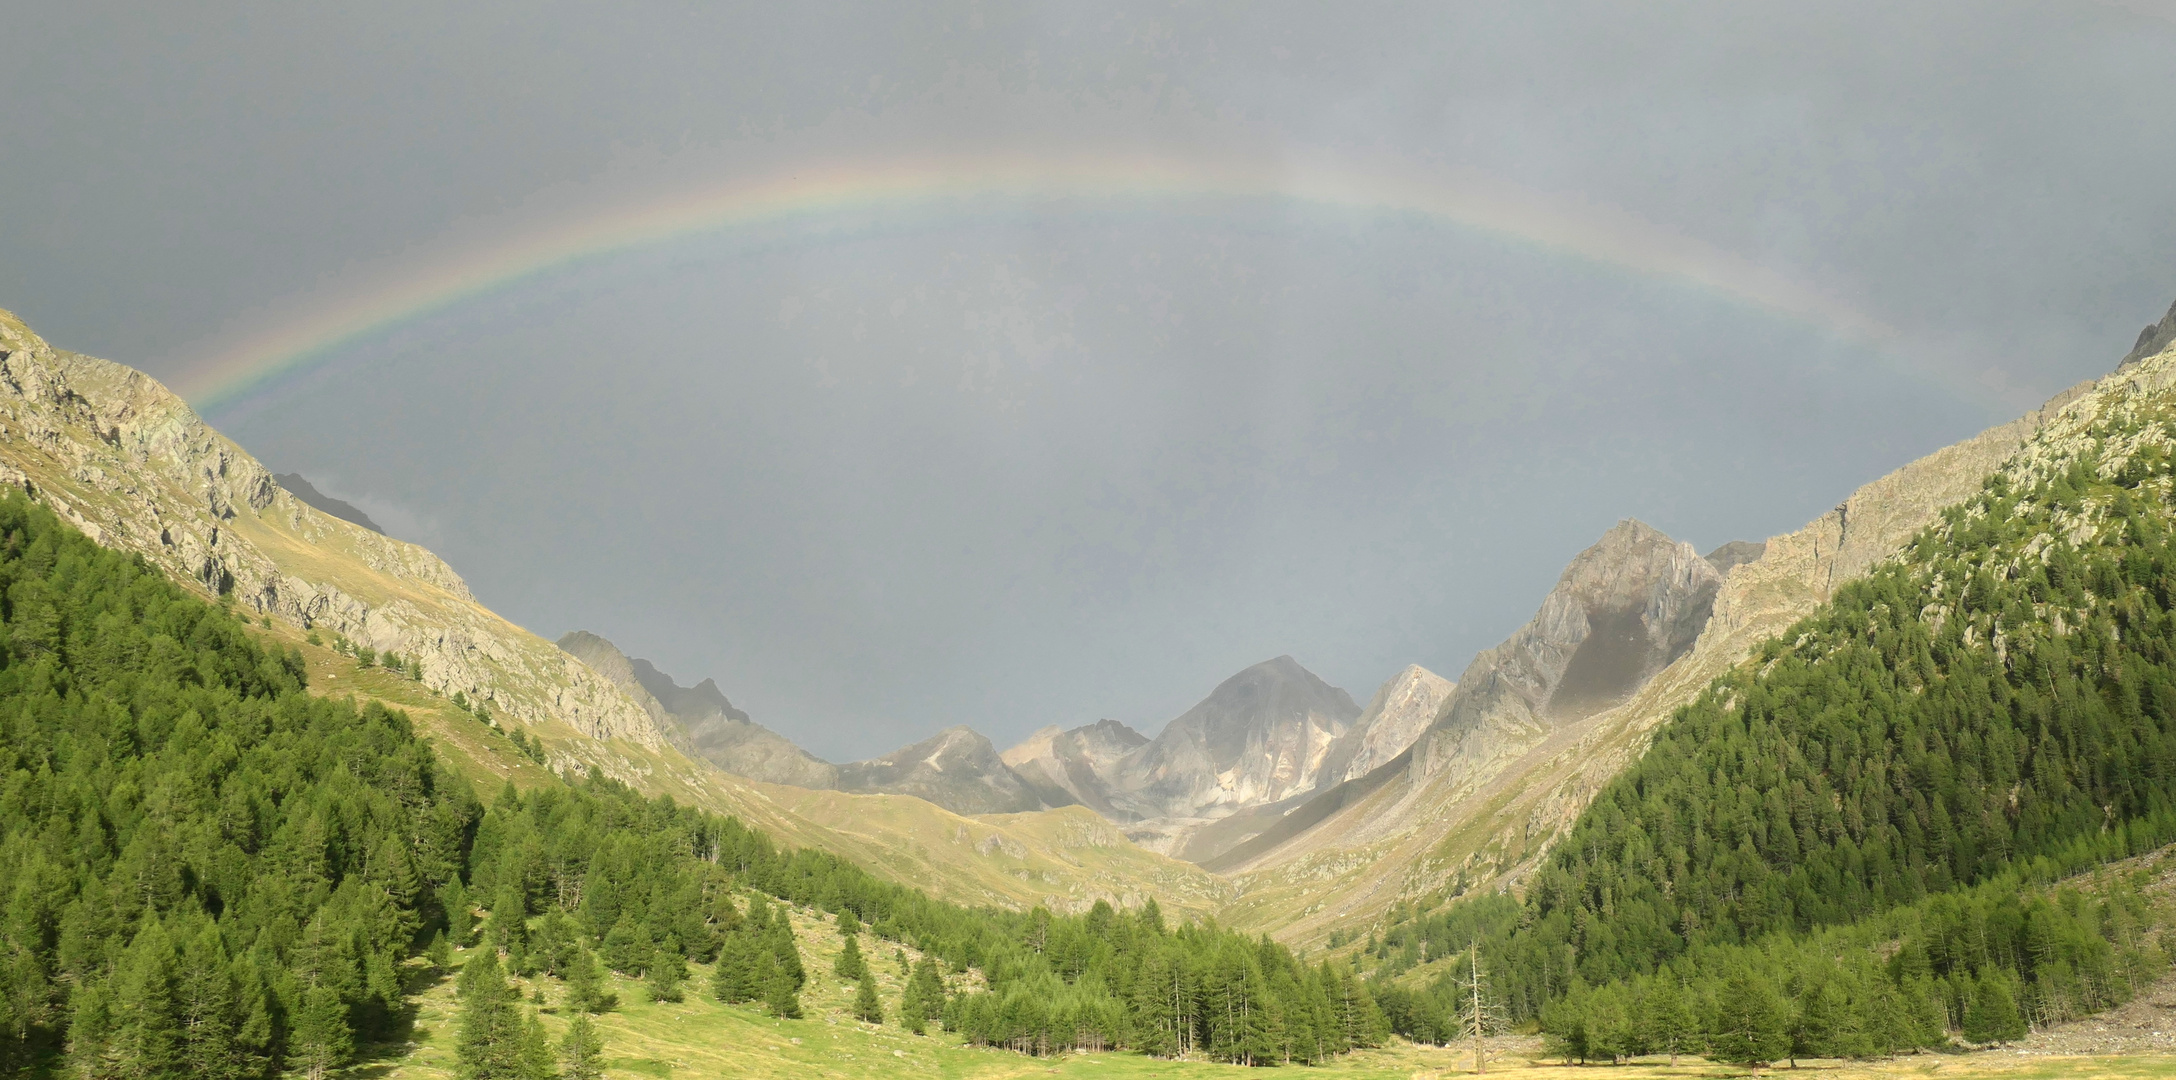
[{"x1": 1103, "y1": 655, "x2": 1360, "y2": 838}]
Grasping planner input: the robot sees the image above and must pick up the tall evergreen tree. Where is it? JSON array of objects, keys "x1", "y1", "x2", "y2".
[
  {"x1": 854, "y1": 969, "x2": 884, "y2": 1025},
  {"x1": 560, "y1": 1012, "x2": 604, "y2": 1080},
  {"x1": 455, "y1": 949, "x2": 526, "y2": 1080},
  {"x1": 1709, "y1": 971, "x2": 1789, "y2": 1070},
  {"x1": 291, "y1": 985, "x2": 353, "y2": 1080},
  {"x1": 835, "y1": 932, "x2": 866, "y2": 981}
]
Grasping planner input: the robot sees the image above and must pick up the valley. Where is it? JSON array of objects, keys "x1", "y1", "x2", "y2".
[{"x1": 7, "y1": 300, "x2": 2176, "y2": 1079}]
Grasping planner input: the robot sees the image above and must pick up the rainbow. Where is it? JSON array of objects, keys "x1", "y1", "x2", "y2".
[{"x1": 173, "y1": 149, "x2": 1921, "y2": 413}]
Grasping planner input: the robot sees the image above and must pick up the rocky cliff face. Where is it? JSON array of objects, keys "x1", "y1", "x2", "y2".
[
  {"x1": 556, "y1": 630, "x2": 837, "y2": 788},
  {"x1": 1001, "y1": 719, "x2": 1148, "y2": 817},
  {"x1": 0, "y1": 310, "x2": 667, "y2": 750}
]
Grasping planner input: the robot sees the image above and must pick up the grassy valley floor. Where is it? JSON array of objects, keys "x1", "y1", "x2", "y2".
[{"x1": 359, "y1": 897, "x2": 2176, "y2": 1080}]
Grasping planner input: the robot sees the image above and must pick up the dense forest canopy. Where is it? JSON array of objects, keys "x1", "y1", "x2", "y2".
[
  {"x1": 1369, "y1": 401, "x2": 2176, "y2": 1061},
  {"x1": 0, "y1": 493, "x2": 1381, "y2": 1076}
]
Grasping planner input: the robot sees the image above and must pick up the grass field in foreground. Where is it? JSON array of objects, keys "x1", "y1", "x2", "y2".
[{"x1": 356, "y1": 899, "x2": 2176, "y2": 1080}]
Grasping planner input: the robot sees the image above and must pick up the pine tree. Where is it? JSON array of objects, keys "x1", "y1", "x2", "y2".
[
  {"x1": 292, "y1": 984, "x2": 354, "y2": 1080},
  {"x1": 644, "y1": 937, "x2": 687, "y2": 1004},
  {"x1": 1965, "y1": 970, "x2": 2027, "y2": 1046},
  {"x1": 109, "y1": 921, "x2": 183, "y2": 1078},
  {"x1": 565, "y1": 947, "x2": 617, "y2": 1014},
  {"x1": 854, "y1": 969, "x2": 884, "y2": 1025},
  {"x1": 1710, "y1": 971, "x2": 1790, "y2": 1070},
  {"x1": 516, "y1": 1011, "x2": 556, "y2": 1080},
  {"x1": 760, "y1": 949, "x2": 802, "y2": 1019},
  {"x1": 835, "y1": 932, "x2": 866, "y2": 981},
  {"x1": 176, "y1": 924, "x2": 250, "y2": 1080},
  {"x1": 560, "y1": 1012, "x2": 605, "y2": 1080},
  {"x1": 712, "y1": 931, "x2": 756, "y2": 1004},
  {"x1": 901, "y1": 956, "x2": 946, "y2": 1034},
  {"x1": 1636, "y1": 976, "x2": 1698, "y2": 1066},
  {"x1": 455, "y1": 949, "x2": 525, "y2": 1079},
  {"x1": 1791, "y1": 978, "x2": 1854, "y2": 1065},
  {"x1": 837, "y1": 908, "x2": 862, "y2": 937}
]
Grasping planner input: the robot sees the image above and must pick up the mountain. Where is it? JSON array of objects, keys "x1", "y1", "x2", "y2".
[
  {"x1": 1001, "y1": 718, "x2": 1148, "y2": 816},
  {"x1": 272, "y1": 472, "x2": 383, "y2": 533},
  {"x1": 557, "y1": 629, "x2": 836, "y2": 789},
  {"x1": 0, "y1": 308, "x2": 1220, "y2": 919},
  {"x1": 834, "y1": 725, "x2": 1064, "y2": 815},
  {"x1": 1099, "y1": 655, "x2": 1361, "y2": 854},
  {"x1": 1218, "y1": 387, "x2": 2099, "y2": 944},
  {"x1": 555, "y1": 628, "x2": 1063, "y2": 814},
  {"x1": 1446, "y1": 311, "x2": 2176, "y2": 1047}
]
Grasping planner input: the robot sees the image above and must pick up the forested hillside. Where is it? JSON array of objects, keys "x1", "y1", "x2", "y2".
[
  {"x1": 0, "y1": 492, "x2": 1380, "y2": 1076},
  {"x1": 1367, "y1": 357, "x2": 2176, "y2": 1062}
]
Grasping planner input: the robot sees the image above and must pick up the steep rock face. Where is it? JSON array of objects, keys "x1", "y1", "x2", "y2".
[
  {"x1": 1219, "y1": 381, "x2": 2104, "y2": 946},
  {"x1": 557, "y1": 630, "x2": 836, "y2": 789},
  {"x1": 1320, "y1": 665, "x2": 1455, "y2": 785},
  {"x1": 0, "y1": 310, "x2": 665, "y2": 749},
  {"x1": 1104, "y1": 656, "x2": 1359, "y2": 851},
  {"x1": 836, "y1": 726, "x2": 1060, "y2": 815},
  {"x1": 1001, "y1": 719, "x2": 1148, "y2": 817}
]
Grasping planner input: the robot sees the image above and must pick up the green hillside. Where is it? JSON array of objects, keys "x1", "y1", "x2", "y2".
[
  {"x1": 0, "y1": 492, "x2": 1381, "y2": 1076},
  {"x1": 1365, "y1": 350, "x2": 2176, "y2": 1062}
]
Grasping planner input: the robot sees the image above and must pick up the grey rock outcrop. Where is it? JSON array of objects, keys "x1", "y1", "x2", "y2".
[{"x1": 1320, "y1": 665, "x2": 1455, "y2": 785}]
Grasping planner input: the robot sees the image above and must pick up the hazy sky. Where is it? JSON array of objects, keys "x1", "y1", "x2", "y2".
[{"x1": 6, "y1": 2, "x2": 2174, "y2": 759}]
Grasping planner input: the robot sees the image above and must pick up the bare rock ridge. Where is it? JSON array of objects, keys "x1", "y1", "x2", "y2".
[
  {"x1": 272, "y1": 473, "x2": 383, "y2": 534},
  {"x1": 556, "y1": 630, "x2": 835, "y2": 789},
  {"x1": 0, "y1": 309, "x2": 666, "y2": 751},
  {"x1": 555, "y1": 629, "x2": 1064, "y2": 814}
]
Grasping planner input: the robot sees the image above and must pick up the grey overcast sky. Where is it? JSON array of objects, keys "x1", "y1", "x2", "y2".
[{"x1": 5, "y1": 1, "x2": 2174, "y2": 759}]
